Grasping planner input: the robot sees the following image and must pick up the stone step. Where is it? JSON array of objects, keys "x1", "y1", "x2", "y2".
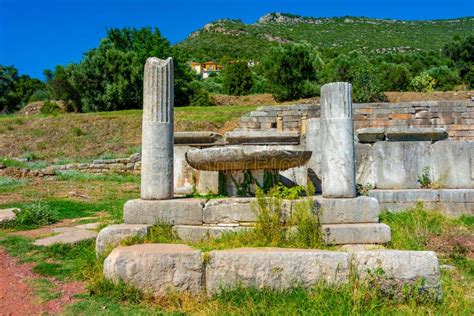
[
  {"x1": 322, "y1": 223, "x2": 391, "y2": 245},
  {"x1": 204, "y1": 196, "x2": 381, "y2": 225},
  {"x1": 104, "y1": 244, "x2": 440, "y2": 299},
  {"x1": 34, "y1": 228, "x2": 97, "y2": 246},
  {"x1": 173, "y1": 225, "x2": 251, "y2": 242}
]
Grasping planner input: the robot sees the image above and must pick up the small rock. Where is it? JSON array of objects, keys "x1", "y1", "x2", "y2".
[{"x1": 0, "y1": 208, "x2": 18, "y2": 223}]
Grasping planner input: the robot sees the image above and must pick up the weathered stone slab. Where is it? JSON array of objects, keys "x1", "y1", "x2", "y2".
[
  {"x1": 123, "y1": 198, "x2": 204, "y2": 225},
  {"x1": 203, "y1": 198, "x2": 256, "y2": 224},
  {"x1": 315, "y1": 196, "x2": 380, "y2": 224},
  {"x1": 174, "y1": 145, "x2": 197, "y2": 195},
  {"x1": 206, "y1": 248, "x2": 350, "y2": 294},
  {"x1": 224, "y1": 131, "x2": 300, "y2": 145},
  {"x1": 369, "y1": 189, "x2": 440, "y2": 212},
  {"x1": 104, "y1": 244, "x2": 203, "y2": 295},
  {"x1": 173, "y1": 225, "x2": 251, "y2": 242},
  {"x1": 34, "y1": 229, "x2": 97, "y2": 246},
  {"x1": 174, "y1": 131, "x2": 223, "y2": 145},
  {"x1": 369, "y1": 189, "x2": 440, "y2": 203},
  {"x1": 305, "y1": 118, "x2": 322, "y2": 192},
  {"x1": 373, "y1": 141, "x2": 432, "y2": 189},
  {"x1": 353, "y1": 250, "x2": 440, "y2": 298},
  {"x1": 0, "y1": 208, "x2": 17, "y2": 223},
  {"x1": 75, "y1": 222, "x2": 100, "y2": 230},
  {"x1": 385, "y1": 127, "x2": 447, "y2": 141},
  {"x1": 355, "y1": 143, "x2": 375, "y2": 187},
  {"x1": 185, "y1": 147, "x2": 311, "y2": 171},
  {"x1": 96, "y1": 224, "x2": 151, "y2": 256},
  {"x1": 322, "y1": 223, "x2": 391, "y2": 245},
  {"x1": 357, "y1": 128, "x2": 385, "y2": 143},
  {"x1": 439, "y1": 189, "x2": 474, "y2": 217},
  {"x1": 432, "y1": 140, "x2": 473, "y2": 188}
]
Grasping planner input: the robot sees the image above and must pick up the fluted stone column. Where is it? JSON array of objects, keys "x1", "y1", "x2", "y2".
[
  {"x1": 140, "y1": 57, "x2": 174, "y2": 200},
  {"x1": 320, "y1": 82, "x2": 356, "y2": 198}
]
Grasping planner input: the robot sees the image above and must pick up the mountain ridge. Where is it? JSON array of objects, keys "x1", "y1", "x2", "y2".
[{"x1": 177, "y1": 12, "x2": 474, "y2": 61}]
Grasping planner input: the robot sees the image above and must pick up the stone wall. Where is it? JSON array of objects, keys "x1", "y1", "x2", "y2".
[{"x1": 240, "y1": 101, "x2": 474, "y2": 140}]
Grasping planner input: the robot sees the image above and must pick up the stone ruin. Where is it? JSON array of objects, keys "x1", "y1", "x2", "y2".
[{"x1": 96, "y1": 57, "x2": 455, "y2": 298}]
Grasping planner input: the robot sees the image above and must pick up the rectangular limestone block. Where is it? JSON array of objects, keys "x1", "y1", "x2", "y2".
[
  {"x1": 369, "y1": 189, "x2": 440, "y2": 203},
  {"x1": 322, "y1": 223, "x2": 391, "y2": 245},
  {"x1": 385, "y1": 127, "x2": 448, "y2": 141},
  {"x1": 123, "y1": 198, "x2": 205, "y2": 225},
  {"x1": 353, "y1": 250, "x2": 440, "y2": 299},
  {"x1": 104, "y1": 244, "x2": 203, "y2": 295},
  {"x1": 203, "y1": 198, "x2": 256, "y2": 224},
  {"x1": 355, "y1": 143, "x2": 375, "y2": 186},
  {"x1": 206, "y1": 248, "x2": 351, "y2": 294},
  {"x1": 439, "y1": 189, "x2": 474, "y2": 217},
  {"x1": 314, "y1": 196, "x2": 380, "y2": 224},
  {"x1": 356, "y1": 128, "x2": 385, "y2": 143},
  {"x1": 373, "y1": 142, "x2": 432, "y2": 189},
  {"x1": 432, "y1": 140, "x2": 473, "y2": 189},
  {"x1": 173, "y1": 225, "x2": 252, "y2": 242}
]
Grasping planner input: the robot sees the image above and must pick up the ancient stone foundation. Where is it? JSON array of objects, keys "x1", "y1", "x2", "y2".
[{"x1": 103, "y1": 244, "x2": 441, "y2": 299}]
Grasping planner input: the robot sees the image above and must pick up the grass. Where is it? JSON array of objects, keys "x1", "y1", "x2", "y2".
[
  {"x1": 27, "y1": 278, "x2": 62, "y2": 302},
  {"x1": 0, "y1": 105, "x2": 256, "y2": 162},
  {"x1": 0, "y1": 175, "x2": 30, "y2": 192},
  {"x1": 55, "y1": 170, "x2": 140, "y2": 183}
]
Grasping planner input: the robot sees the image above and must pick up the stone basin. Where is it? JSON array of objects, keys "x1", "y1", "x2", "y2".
[{"x1": 185, "y1": 147, "x2": 312, "y2": 171}]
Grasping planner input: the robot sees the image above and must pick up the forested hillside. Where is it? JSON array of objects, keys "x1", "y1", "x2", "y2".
[{"x1": 178, "y1": 13, "x2": 474, "y2": 61}]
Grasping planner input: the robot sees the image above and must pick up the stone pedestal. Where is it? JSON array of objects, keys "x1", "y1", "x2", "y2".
[
  {"x1": 320, "y1": 82, "x2": 356, "y2": 198},
  {"x1": 140, "y1": 57, "x2": 174, "y2": 200}
]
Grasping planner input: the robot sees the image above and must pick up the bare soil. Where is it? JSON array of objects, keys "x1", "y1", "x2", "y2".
[{"x1": 0, "y1": 247, "x2": 85, "y2": 315}]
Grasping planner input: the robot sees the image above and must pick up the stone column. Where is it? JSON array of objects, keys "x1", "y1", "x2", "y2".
[
  {"x1": 140, "y1": 57, "x2": 174, "y2": 200},
  {"x1": 320, "y1": 82, "x2": 356, "y2": 198}
]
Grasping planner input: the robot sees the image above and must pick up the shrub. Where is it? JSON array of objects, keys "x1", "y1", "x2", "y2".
[
  {"x1": 189, "y1": 88, "x2": 215, "y2": 107},
  {"x1": 28, "y1": 89, "x2": 50, "y2": 102},
  {"x1": 2, "y1": 202, "x2": 58, "y2": 228},
  {"x1": 72, "y1": 127, "x2": 85, "y2": 136},
  {"x1": 425, "y1": 66, "x2": 460, "y2": 91},
  {"x1": 409, "y1": 73, "x2": 436, "y2": 92},
  {"x1": 252, "y1": 187, "x2": 285, "y2": 245},
  {"x1": 222, "y1": 61, "x2": 254, "y2": 96},
  {"x1": 40, "y1": 100, "x2": 61, "y2": 114},
  {"x1": 417, "y1": 167, "x2": 432, "y2": 188}
]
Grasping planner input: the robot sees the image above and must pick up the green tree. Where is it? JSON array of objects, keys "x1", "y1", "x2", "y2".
[
  {"x1": 222, "y1": 61, "x2": 254, "y2": 95},
  {"x1": 0, "y1": 65, "x2": 46, "y2": 113},
  {"x1": 379, "y1": 62, "x2": 411, "y2": 91},
  {"x1": 44, "y1": 65, "x2": 81, "y2": 112},
  {"x1": 443, "y1": 35, "x2": 474, "y2": 87},
  {"x1": 46, "y1": 27, "x2": 194, "y2": 112},
  {"x1": 262, "y1": 43, "x2": 322, "y2": 101},
  {"x1": 0, "y1": 65, "x2": 20, "y2": 113},
  {"x1": 322, "y1": 52, "x2": 384, "y2": 102}
]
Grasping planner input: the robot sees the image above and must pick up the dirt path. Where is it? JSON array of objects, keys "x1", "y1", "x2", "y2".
[{"x1": 0, "y1": 247, "x2": 86, "y2": 316}]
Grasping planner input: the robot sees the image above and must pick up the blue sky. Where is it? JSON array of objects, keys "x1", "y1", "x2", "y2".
[{"x1": 1, "y1": 0, "x2": 473, "y2": 79}]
